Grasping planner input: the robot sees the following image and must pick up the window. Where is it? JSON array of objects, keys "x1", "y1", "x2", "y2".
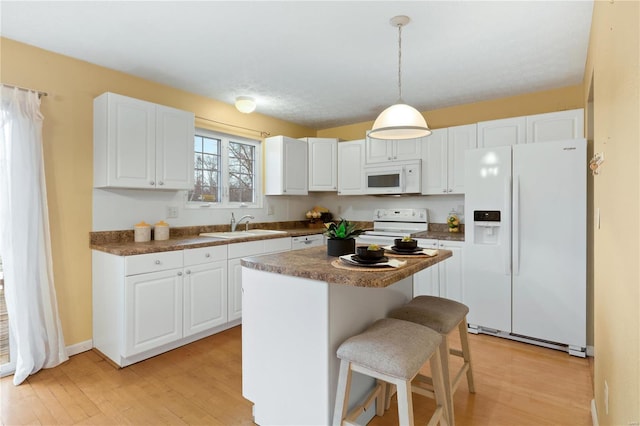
[{"x1": 188, "y1": 129, "x2": 261, "y2": 207}]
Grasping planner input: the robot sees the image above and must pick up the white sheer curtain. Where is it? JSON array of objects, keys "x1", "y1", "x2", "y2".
[{"x1": 0, "y1": 86, "x2": 68, "y2": 385}]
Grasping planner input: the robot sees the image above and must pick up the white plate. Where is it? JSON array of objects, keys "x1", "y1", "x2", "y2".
[
  {"x1": 383, "y1": 246, "x2": 439, "y2": 256},
  {"x1": 339, "y1": 254, "x2": 407, "y2": 268}
]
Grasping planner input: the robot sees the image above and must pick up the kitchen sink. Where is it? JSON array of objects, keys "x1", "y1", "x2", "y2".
[{"x1": 199, "y1": 229, "x2": 288, "y2": 239}]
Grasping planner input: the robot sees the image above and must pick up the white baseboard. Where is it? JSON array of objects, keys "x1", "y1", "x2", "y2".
[
  {"x1": 66, "y1": 339, "x2": 93, "y2": 357},
  {"x1": 591, "y1": 399, "x2": 599, "y2": 426},
  {"x1": 0, "y1": 339, "x2": 93, "y2": 378}
]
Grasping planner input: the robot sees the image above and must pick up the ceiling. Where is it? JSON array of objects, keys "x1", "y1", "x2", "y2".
[{"x1": 1, "y1": 1, "x2": 593, "y2": 130}]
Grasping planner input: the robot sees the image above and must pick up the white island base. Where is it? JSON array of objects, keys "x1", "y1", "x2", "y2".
[{"x1": 242, "y1": 267, "x2": 413, "y2": 425}]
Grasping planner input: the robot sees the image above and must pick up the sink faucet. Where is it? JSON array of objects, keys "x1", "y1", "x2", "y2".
[{"x1": 231, "y1": 213, "x2": 255, "y2": 232}]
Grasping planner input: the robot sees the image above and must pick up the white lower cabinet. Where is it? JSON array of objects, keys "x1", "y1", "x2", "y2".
[
  {"x1": 228, "y1": 258, "x2": 244, "y2": 322},
  {"x1": 228, "y1": 237, "x2": 291, "y2": 321},
  {"x1": 93, "y1": 245, "x2": 228, "y2": 367},
  {"x1": 413, "y1": 239, "x2": 464, "y2": 303},
  {"x1": 124, "y1": 267, "x2": 183, "y2": 357},
  {"x1": 183, "y1": 248, "x2": 228, "y2": 337}
]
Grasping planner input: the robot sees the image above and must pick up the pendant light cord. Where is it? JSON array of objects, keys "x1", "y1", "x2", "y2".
[{"x1": 397, "y1": 23, "x2": 403, "y2": 103}]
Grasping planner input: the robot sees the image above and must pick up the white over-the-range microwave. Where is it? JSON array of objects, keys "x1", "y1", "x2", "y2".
[{"x1": 364, "y1": 160, "x2": 421, "y2": 195}]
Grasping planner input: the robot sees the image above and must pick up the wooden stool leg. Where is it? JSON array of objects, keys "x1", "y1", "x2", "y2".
[
  {"x1": 375, "y1": 379, "x2": 386, "y2": 416},
  {"x1": 385, "y1": 383, "x2": 395, "y2": 410},
  {"x1": 439, "y1": 334, "x2": 455, "y2": 426},
  {"x1": 429, "y1": 349, "x2": 450, "y2": 426},
  {"x1": 333, "y1": 360, "x2": 353, "y2": 426},
  {"x1": 395, "y1": 379, "x2": 415, "y2": 426},
  {"x1": 458, "y1": 319, "x2": 476, "y2": 393}
]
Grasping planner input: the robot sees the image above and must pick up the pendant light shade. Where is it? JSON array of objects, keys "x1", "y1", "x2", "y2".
[
  {"x1": 369, "y1": 103, "x2": 430, "y2": 140},
  {"x1": 370, "y1": 15, "x2": 431, "y2": 140}
]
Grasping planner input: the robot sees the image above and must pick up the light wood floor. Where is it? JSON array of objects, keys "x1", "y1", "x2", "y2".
[{"x1": 1, "y1": 325, "x2": 593, "y2": 425}]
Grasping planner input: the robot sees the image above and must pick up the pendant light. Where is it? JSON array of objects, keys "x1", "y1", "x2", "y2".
[{"x1": 369, "y1": 15, "x2": 431, "y2": 140}]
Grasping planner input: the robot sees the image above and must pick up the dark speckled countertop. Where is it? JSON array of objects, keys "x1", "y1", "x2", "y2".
[
  {"x1": 89, "y1": 220, "x2": 464, "y2": 256},
  {"x1": 241, "y1": 245, "x2": 452, "y2": 288}
]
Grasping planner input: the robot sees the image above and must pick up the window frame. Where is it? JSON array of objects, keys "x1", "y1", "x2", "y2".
[{"x1": 186, "y1": 128, "x2": 262, "y2": 209}]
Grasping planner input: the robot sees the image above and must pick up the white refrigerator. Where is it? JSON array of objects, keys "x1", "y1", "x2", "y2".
[{"x1": 464, "y1": 139, "x2": 586, "y2": 356}]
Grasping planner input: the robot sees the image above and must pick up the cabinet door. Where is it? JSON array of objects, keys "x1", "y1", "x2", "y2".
[
  {"x1": 308, "y1": 138, "x2": 338, "y2": 191},
  {"x1": 477, "y1": 117, "x2": 526, "y2": 148},
  {"x1": 365, "y1": 137, "x2": 393, "y2": 164},
  {"x1": 283, "y1": 138, "x2": 308, "y2": 195},
  {"x1": 337, "y1": 139, "x2": 365, "y2": 195},
  {"x1": 156, "y1": 105, "x2": 195, "y2": 190},
  {"x1": 526, "y1": 109, "x2": 584, "y2": 142},
  {"x1": 183, "y1": 261, "x2": 227, "y2": 337},
  {"x1": 447, "y1": 124, "x2": 477, "y2": 194},
  {"x1": 438, "y1": 241, "x2": 464, "y2": 303},
  {"x1": 124, "y1": 269, "x2": 182, "y2": 357},
  {"x1": 228, "y1": 258, "x2": 243, "y2": 321},
  {"x1": 413, "y1": 239, "x2": 440, "y2": 296},
  {"x1": 393, "y1": 138, "x2": 422, "y2": 161},
  {"x1": 421, "y1": 129, "x2": 448, "y2": 195},
  {"x1": 104, "y1": 94, "x2": 156, "y2": 188}
]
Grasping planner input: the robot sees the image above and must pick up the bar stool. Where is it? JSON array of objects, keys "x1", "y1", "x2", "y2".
[
  {"x1": 333, "y1": 318, "x2": 449, "y2": 426},
  {"x1": 388, "y1": 296, "x2": 475, "y2": 426}
]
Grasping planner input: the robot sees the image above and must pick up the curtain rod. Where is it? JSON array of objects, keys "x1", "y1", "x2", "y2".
[
  {"x1": 1, "y1": 83, "x2": 48, "y2": 98},
  {"x1": 195, "y1": 115, "x2": 271, "y2": 137}
]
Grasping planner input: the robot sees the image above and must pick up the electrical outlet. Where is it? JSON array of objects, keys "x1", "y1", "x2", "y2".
[
  {"x1": 604, "y1": 380, "x2": 609, "y2": 415},
  {"x1": 166, "y1": 206, "x2": 179, "y2": 219},
  {"x1": 337, "y1": 205, "x2": 342, "y2": 214},
  {"x1": 267, "y1": 204, "x2": 274, "y2": 215}
]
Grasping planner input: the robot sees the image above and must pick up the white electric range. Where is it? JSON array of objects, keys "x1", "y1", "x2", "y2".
[{"x1": 356, "y1": 208, "x2": 429, "y2": 246}]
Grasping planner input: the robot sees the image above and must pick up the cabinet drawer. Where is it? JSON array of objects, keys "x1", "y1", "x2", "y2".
[
  {"x1": 264, "y1": 237, "x2": 292, "y2": 253},
  {"x1": 184, "y1": 245, "x2": 227, "y2": 266},
  {"x1": 228, "y1": 240, "x2": 266, "y2": 259},
  {"x1": 125, "y1": 251, "x2": 183, "y2": 276}
]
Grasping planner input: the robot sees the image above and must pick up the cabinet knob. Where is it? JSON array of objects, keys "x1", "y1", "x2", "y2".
[
  {"x1": 177, "y1": 271, "x2": 182, "y2": 276},
  {"x1": 158, "y1": 181, "x2": 164, "y2": 186},
  {"x1": 205, "y1": 253, "x2": 211, "y2": 258},
  {"x1": 185, "y1": 270, "x2": 191, "y2": 275},
  {"x1": 150, "y1": 181, "x2": 155, "y2": 186},
  {"x1": 155, "y1": 260, "x2": 161, "y2": 265},
  {"x1": 442, "y1": 189, "x2": 447, "y2": 193},
  {"x1": 448, "y1": 188, "x2": 452, "y2": 192}
]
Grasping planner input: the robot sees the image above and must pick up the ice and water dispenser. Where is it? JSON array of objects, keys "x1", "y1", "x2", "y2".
[{"x1": 473, "y1": 210, "x2": 501, "y2": 245}]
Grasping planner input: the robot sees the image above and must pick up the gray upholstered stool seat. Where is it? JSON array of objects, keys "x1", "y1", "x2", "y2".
[
  {"x1": 391, "y1": 295, "x2": 469, "y2": 334},
  {"x1": 333, "y1": 318, "x2": 449, "y2": 426},
  {"x1": 388, "y1": 296, "x2": 475, "y2": 426}
]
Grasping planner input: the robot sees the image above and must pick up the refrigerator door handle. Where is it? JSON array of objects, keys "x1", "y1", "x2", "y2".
[
  {"x1": 505, "y1": 176, "x2": 512, "y2": 275},
  {"x1": 513, "y1": 175, "x2": 520, "y2": 275}
]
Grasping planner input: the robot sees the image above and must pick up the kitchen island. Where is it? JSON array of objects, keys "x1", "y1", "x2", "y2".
[{"x1": 241, "y1": 245, "x2": 452, "y2": 425}]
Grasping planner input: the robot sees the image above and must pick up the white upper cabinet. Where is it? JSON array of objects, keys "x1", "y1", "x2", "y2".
[
  {"x1": 337, "y1": 139, "x2": 365, "y2": 195},
  {"x1": 526, "y1": 109, "x2": 584, "y2": 142},
  {"x1": 264, "y1": 136, "x2": 308, "y2": 195},
  {"x1": 477, "y1": 116, "x2": 526, "y2": 148},
  {"x1": 365, "y1": 135, "x2": 422, "y2": 164},
  {"x1": 305, "y1": 137, "x2": 338, "y2": 191},
  {"x1": 421, "y1": 129, "x2": 447, "y2": 195},
  {"x1": 422, "y1": 124, "x2": 476, "y2": 195},
  {"x1": 93, "y1": 92, "x2": 194, "y2": 190}
]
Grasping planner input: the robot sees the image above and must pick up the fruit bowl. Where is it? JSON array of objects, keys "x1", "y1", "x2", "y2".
[
  {"x1": 394, "y1": 238, "x2": 418, "y2": 250},
  {"x1": 356, "y1": 245, "x2": 385, "y2": 260}
]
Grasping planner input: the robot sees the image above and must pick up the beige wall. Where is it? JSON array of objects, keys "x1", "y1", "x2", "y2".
[
  {"x1": 584, "y1": 1, "x2": 640, "y2": 424},
  {"x1": 0, "y1": 37, "x2": 314, "y2": 346},
  {"x1": 317, "y1": 85, "x2": 583, "y2": 140}
]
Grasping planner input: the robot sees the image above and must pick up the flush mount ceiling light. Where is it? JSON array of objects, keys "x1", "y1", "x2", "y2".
[
  {"x1": 369, "y1": 15, "x2": 431, "y2": 140},
  {"x1": 235, "y1": 96, "x2": 256, "y2": 114}
]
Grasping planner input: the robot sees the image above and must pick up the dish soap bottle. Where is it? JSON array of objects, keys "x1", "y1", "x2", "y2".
[{"x1": 447, "y1": 210, "x2": 460, "y2": 233}]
